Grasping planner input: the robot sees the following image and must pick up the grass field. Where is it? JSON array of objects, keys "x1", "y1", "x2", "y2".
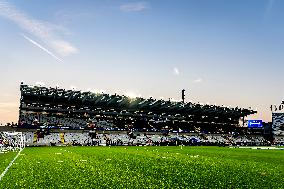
[
  {"x1": 0, "y1": 151, "x2": 17, "y2": 174},
  {"x1": 0, "y1": 146, "x2": 284, "y2": 189}
]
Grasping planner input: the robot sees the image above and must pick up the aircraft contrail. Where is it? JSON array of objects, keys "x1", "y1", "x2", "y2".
[
  {"x1": 0, "y1": 1, "x2": 77, "y2": 57},
  {"x1": 21, "y1": 34, "x2": 63, "y2": 63}
]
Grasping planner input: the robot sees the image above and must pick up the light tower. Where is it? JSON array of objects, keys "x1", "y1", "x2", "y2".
[{"x1": 182, "y1": 89, "x2": 185, "y2": 103}]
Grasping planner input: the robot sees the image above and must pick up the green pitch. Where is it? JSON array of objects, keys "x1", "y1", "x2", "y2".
[{"x1": 0, "y1": 146, "x2": 284, "y2": 189}]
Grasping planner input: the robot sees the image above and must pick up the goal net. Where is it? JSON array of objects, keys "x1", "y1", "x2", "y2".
[{"x1": 0, "y1": 132, "x2": 25, "y2": 153}]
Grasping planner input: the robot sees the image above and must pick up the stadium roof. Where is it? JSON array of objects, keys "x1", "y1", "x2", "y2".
[{"x1": 20, "y1": 84, "x2": 256, "y2": 119}]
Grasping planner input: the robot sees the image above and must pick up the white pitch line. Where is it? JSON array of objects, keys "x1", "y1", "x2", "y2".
[{"x1": 0, "y1": 148, "x2": 23, "y2": 181}]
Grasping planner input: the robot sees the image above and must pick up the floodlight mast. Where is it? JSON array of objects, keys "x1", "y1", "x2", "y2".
[{"x1": 182, "y1": 89, "x2": 185, "y2": 103}]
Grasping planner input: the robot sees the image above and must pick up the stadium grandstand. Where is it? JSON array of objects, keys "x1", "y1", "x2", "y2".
[
  {"x1": 18, "y1": 83, "x2": 256, "y2": 132},
  {"x1": 270, "y1": 101, "x2": 284, "y2": 145},
  {"x1": 3, "y1": 83, "x2": 275, "y2": 147}
]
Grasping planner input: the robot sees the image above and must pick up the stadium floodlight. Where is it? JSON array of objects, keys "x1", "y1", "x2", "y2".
[
  {"x1": 35, "y1": 81, "x2": 45, "y2": 87},
  {"x1": 91, "y1": 89, "x2": 99, "y2": 93},
  {"x1": 125, "y1": 91, "x2": 140, "y2": 99},
  {"x1": 182, "y1": 89, "x2": 185, "y2": 103},
  {"x1": 171, "y1": 98, "x2": 180, "y2": 103}
]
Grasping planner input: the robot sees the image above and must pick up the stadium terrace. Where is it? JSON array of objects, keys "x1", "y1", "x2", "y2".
[{"x1": 18, "y1": 83, "x2": 256, "y2": 133}]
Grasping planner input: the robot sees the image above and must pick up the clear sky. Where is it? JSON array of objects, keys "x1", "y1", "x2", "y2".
[{"x1": 0, "y1": 0, "x2": 283, "y2": 124}]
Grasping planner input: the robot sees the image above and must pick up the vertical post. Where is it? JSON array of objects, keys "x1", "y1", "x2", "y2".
[
  {"x1": 24, "y1": 135, "x2": 26, "y2": 148},
  {"x1": 19, "y1": 83, "x2": 24, "y2": 127},
  {"x1": 20, "y1": 132, "x2": 24, "y2": 149},
  {"x1": 182, "y1": 89, "x2": 185, "y2": 103}
]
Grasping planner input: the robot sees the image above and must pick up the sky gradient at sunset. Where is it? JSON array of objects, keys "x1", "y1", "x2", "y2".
[{"x1": 1, "y1": 0, "x2": 284, "y2": 124}]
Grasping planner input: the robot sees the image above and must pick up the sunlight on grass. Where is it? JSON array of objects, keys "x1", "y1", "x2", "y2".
[{"x1": 0, "y1": 146, "x2": 283, "y2": 188}]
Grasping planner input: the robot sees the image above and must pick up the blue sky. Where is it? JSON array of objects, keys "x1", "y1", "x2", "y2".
[{"x1": 0, "y1": 0, "x2": 283, "y2": 124}]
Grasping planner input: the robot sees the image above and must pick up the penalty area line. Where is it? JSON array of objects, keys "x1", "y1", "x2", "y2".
[{"x1": 0, "y1": 148, "x2": 23, "y2": 181}]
